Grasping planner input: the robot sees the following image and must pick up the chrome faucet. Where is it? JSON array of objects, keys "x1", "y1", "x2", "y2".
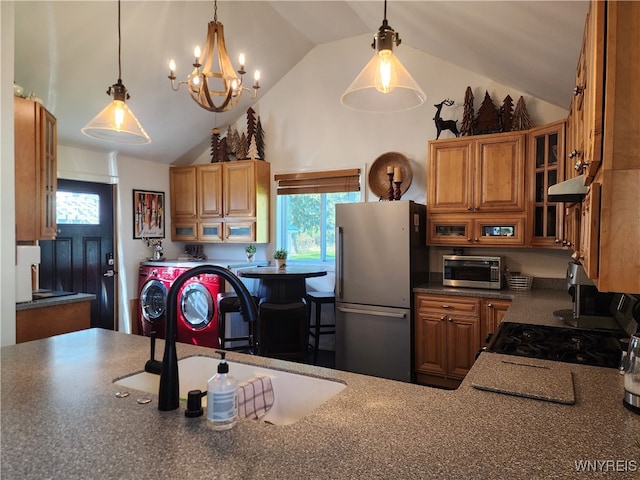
[{"x1": 158, "y1": 265, "x2": 259, "y2": 411}]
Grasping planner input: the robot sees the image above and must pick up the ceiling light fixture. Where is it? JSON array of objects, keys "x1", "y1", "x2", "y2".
[
  {"x1": 341, "y1": 0, "x2": 426, "y2": 113},
  {"x1": 82, "y1": 0, "x2": 151, "y2": 145},
  {"x1": 167, "y1": 0, "x2": 260, "y2": 113}
]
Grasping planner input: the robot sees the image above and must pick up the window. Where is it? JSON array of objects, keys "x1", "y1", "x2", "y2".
[
  {"x1": 275, "y1": 169, "x2": 361, "y2": 263},
  {"x1": 56, "y1": 191, "x2": 100, "y2": 224}
]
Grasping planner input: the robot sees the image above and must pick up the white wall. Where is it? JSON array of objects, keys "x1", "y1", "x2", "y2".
[
  {"x1": 1, "y1": 31, "x2": 573, "y2": 345},
  {"x1": 252, "y1": 35, "x2": 571, "y2": 278},
  {"x1": 58, "y1": 145, "x2": 183, "y2": 333}
]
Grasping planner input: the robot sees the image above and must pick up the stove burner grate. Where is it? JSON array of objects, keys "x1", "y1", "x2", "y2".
[{"x1": 487, "y1": 322, "x2": 626, "y2": 368}]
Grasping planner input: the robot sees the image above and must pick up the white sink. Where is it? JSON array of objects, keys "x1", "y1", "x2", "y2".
[{"x1": 114, "y1": 355, "x2": 346, "y2": 425}]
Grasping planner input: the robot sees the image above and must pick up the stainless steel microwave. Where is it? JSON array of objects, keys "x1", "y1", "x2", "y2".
[{"x1": 443, "y1": 255, "x2": 503, "y2": 290}]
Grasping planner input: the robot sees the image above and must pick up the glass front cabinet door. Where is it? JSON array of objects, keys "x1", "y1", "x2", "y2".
[{"x1": 528, "y1": 120, "x2": 566, "y2": 247}]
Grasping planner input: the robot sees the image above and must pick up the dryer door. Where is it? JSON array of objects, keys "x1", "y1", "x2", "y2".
[
  {"x1": 180, "y1": 283, "x2": 214, "y2": 330},
  {"x1": 140, "y1": 280, "x2": 167, "y2": 322}
]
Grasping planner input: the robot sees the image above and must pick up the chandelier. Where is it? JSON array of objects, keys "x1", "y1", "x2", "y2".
[
  {"x1": 168, "y1": 0, "x2": 260, "y2": 113},
  {"x1": 82, "y1": 0, "x2": 151, "y2": 145},
  {"x1": 341, "y1": 0, "x2": 425, "y2": 113}
]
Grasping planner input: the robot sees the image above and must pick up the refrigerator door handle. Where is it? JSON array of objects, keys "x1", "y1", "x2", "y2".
[
  {"x1": 336, "y1": 226, "x2": 343, "y2": 300},
  {"x1": 337, "y1": 306, "x2": 407, "y2": 319}
]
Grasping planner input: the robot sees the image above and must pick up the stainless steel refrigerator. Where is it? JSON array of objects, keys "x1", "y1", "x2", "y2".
[{"x1": 335, "y1": 201, "x2": 429, "y2": 382}]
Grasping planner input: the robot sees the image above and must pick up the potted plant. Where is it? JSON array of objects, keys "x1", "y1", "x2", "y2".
[
  {"x1": 245, "y1": 244, "x2": 256, "y2": 261},
  {"x1": 273, "y1": 248, "x2": 288, "y2": 270}
]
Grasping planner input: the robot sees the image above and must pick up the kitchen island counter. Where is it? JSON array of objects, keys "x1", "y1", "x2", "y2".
[{"x1": 2, "y1": 329, "x2": 638, "y2": 479}]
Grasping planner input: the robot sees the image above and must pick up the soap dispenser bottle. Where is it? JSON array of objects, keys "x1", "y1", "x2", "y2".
[{"x1": 207, "y1": 351, "x2": 238, "y2": 430}]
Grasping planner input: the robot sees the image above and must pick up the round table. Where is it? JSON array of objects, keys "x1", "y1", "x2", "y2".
[
  {"x1": 237, "y1": 267, "x2": 328, "y2": 361},
  {"x1": 238, "y1": 267, "x2": 327, "y2": 304}
]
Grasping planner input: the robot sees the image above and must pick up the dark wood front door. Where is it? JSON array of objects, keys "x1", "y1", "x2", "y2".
[{"x1": 39, "y1": 179, "x2": 116, "y2": 330}]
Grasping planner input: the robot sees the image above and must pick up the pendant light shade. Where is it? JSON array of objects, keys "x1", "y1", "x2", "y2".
[
  {"x1": 341, "y1": 1, "x2": 425, "y2": 113},
  {"x1": 82, "y1": 1, "x2": 151, "y2": 145},
  {"x1": 82, "y1": 80, "x2": 151, "y2": 144}
]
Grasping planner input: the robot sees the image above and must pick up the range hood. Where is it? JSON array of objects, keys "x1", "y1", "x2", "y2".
[{"x1": 548, "y1": 174, "x2": 589, "y2": 203}]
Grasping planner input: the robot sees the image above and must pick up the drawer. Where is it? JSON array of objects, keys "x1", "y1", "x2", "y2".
[{"x1": 416, "y1": 295, "x2": 480, "y2": 316}]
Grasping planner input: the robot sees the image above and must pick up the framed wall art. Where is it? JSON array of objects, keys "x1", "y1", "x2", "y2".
[{"x1": 133, "y1": 189, "x2": 165, "y2": 239}]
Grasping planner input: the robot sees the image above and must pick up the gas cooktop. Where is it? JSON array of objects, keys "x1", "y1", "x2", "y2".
[{"x1": 486, "y1": 322, "x2": 627, "y2": 369}]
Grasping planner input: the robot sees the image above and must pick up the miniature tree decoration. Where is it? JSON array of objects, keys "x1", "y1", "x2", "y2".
[
  {"x1": 475, "y1": 91, "x2": 501, "y2": 135},
  {"x1": 501, "y1": 95, "x2": 514, "y2": 132},
  {"x1": 210, "y1": 128, "x2": 221, "y2": 163},
  {"x1": 247, "y1": 136, "x2": 260, "y2": 160},
  {"x1": 512, "y1": 96, "x2": 531, "y2": 131},
  {"x1": 246, "y1": 107, "x2": 257, "y2": 146},
  {"x1": 237, "y1": 132, "x2": 249, "y2": 160},
  {"x1": 256, "y1": 116, "x2": 265, "y2": 160},
  {"x1": 461, "y1": 86, "x2": 475, "y2": 136}
]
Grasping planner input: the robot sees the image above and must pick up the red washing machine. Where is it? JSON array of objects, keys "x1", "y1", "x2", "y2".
[
  {"x1": 138, "y1": 265, "x2": 172, "y2": 338},
  {"x1": 176, "y1": 271, "x2": 222, "y2": 348}
]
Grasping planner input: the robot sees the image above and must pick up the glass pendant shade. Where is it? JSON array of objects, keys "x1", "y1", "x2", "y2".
[
  {"x1": 82, "y1": 1, "x2": 150, "y2": 145},
  {"x1": 341, "y1": 49, "x2": 426, "y2": 113},
  {"x1": 82, "y1": 97, "x2": 151, "y2": 145}
]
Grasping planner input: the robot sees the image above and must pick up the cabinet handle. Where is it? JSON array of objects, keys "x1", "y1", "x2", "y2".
[{"x1": 441, "y1": 305, "x2": 452, "y2": 309}]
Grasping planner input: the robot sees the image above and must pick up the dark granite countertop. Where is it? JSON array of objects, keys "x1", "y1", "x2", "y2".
[
  {"x1": 1, "y1": 327, "x2": 638, "y2": 479},
  {"x1": 16, "y1": 292, "x2": 96, "y2": 311},
  {"x1": 414, "y1": 283, "x2": 574, "y2": 327}
]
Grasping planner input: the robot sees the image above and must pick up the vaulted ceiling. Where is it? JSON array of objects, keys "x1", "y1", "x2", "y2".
[{"x1": 14, "y1": 1, "x2": 589, "y2": 165}]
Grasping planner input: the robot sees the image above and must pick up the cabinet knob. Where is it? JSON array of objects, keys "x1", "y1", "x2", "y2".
[
  {"x1": 467, "y1": 206, "x2": 473, "y2": 211},
  {"x1": 440, "y1": 315, "x2": 446, "y2": 321},
  {"x1": 573, "y1": 85, "x2": 584, "y2": 96},
  {"x1": 487, "y1": 303, "x2": 493, "y2": 308},
  {"x1": 474, "y1": 238, "x2": 479, "y2": 242},
  {"x1": 467, "y1": 237, "x2": 473, "y2": 242}
]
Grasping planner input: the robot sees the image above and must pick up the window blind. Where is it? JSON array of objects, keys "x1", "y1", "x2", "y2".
[{"x1": 274, "y1": 168, "x2": 361, "y2": 195}]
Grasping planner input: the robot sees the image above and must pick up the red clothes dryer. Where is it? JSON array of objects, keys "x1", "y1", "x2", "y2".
[
  {"x1": 176, "y1": 271, "x2": 222, "y2": 348},
  {"x1": 138, "y1": 265, "x2": 171, "y2": 338}
]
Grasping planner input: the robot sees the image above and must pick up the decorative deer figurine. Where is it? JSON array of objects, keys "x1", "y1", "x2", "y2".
[{"x1": 433, "y1": 99, "x2": 460, "y2": 139}]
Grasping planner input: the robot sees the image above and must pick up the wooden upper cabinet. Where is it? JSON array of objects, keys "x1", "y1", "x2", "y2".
[
  {"x1": 169, "y1": 166, "x2": 197, "y2": 218},
  {"x1": 474, "y1": 133, "x2": 526, "y2": 213},
  {"x1": 428, "y1": 132, "x2": 526, "y2": 215},
  {"x1": 198, "y1": 164, "x2": 223, "y2": 218},
  {"x1": 223, "y1": 161, "x2": 256, "y2": 217},
  {"x1": 527, "y1": 120, "x2": 566, "y2": 248},
  {"x1": 428, "y1": 138, "x2": 473, "y2": 213},
  {"x1": 15, "y1": 97, "x2": 57, "y2": 241},
  {"x1": 169, "y1": 160, "x2": 270, "y2": 243},
  {"x1": 581, "y1": 0, "x2": 605, "y2": 183}
]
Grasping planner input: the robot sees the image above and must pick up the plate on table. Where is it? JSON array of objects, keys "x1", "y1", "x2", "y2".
[{"x1": 368, "y1": 152, "x2": 413, "y2": 200}]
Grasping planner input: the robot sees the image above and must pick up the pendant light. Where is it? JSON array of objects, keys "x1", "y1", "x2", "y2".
[
  {"x1": 341, "y1": 0, "x2": 426, "y2": 113},
  {"x1": 82, "y1": 0, "x2": 151, "y2": 145}
]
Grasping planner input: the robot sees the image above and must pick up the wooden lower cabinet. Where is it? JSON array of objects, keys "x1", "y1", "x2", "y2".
[
  {"x1": 16, "y1": 301, "x2": 91, "y2": 343},
  {"x1": 482, "y1": 298, "x2": 512, "y2": 346},
  {"x1": 415, "y1": 293, "x2": 511, "y2": 388}
]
